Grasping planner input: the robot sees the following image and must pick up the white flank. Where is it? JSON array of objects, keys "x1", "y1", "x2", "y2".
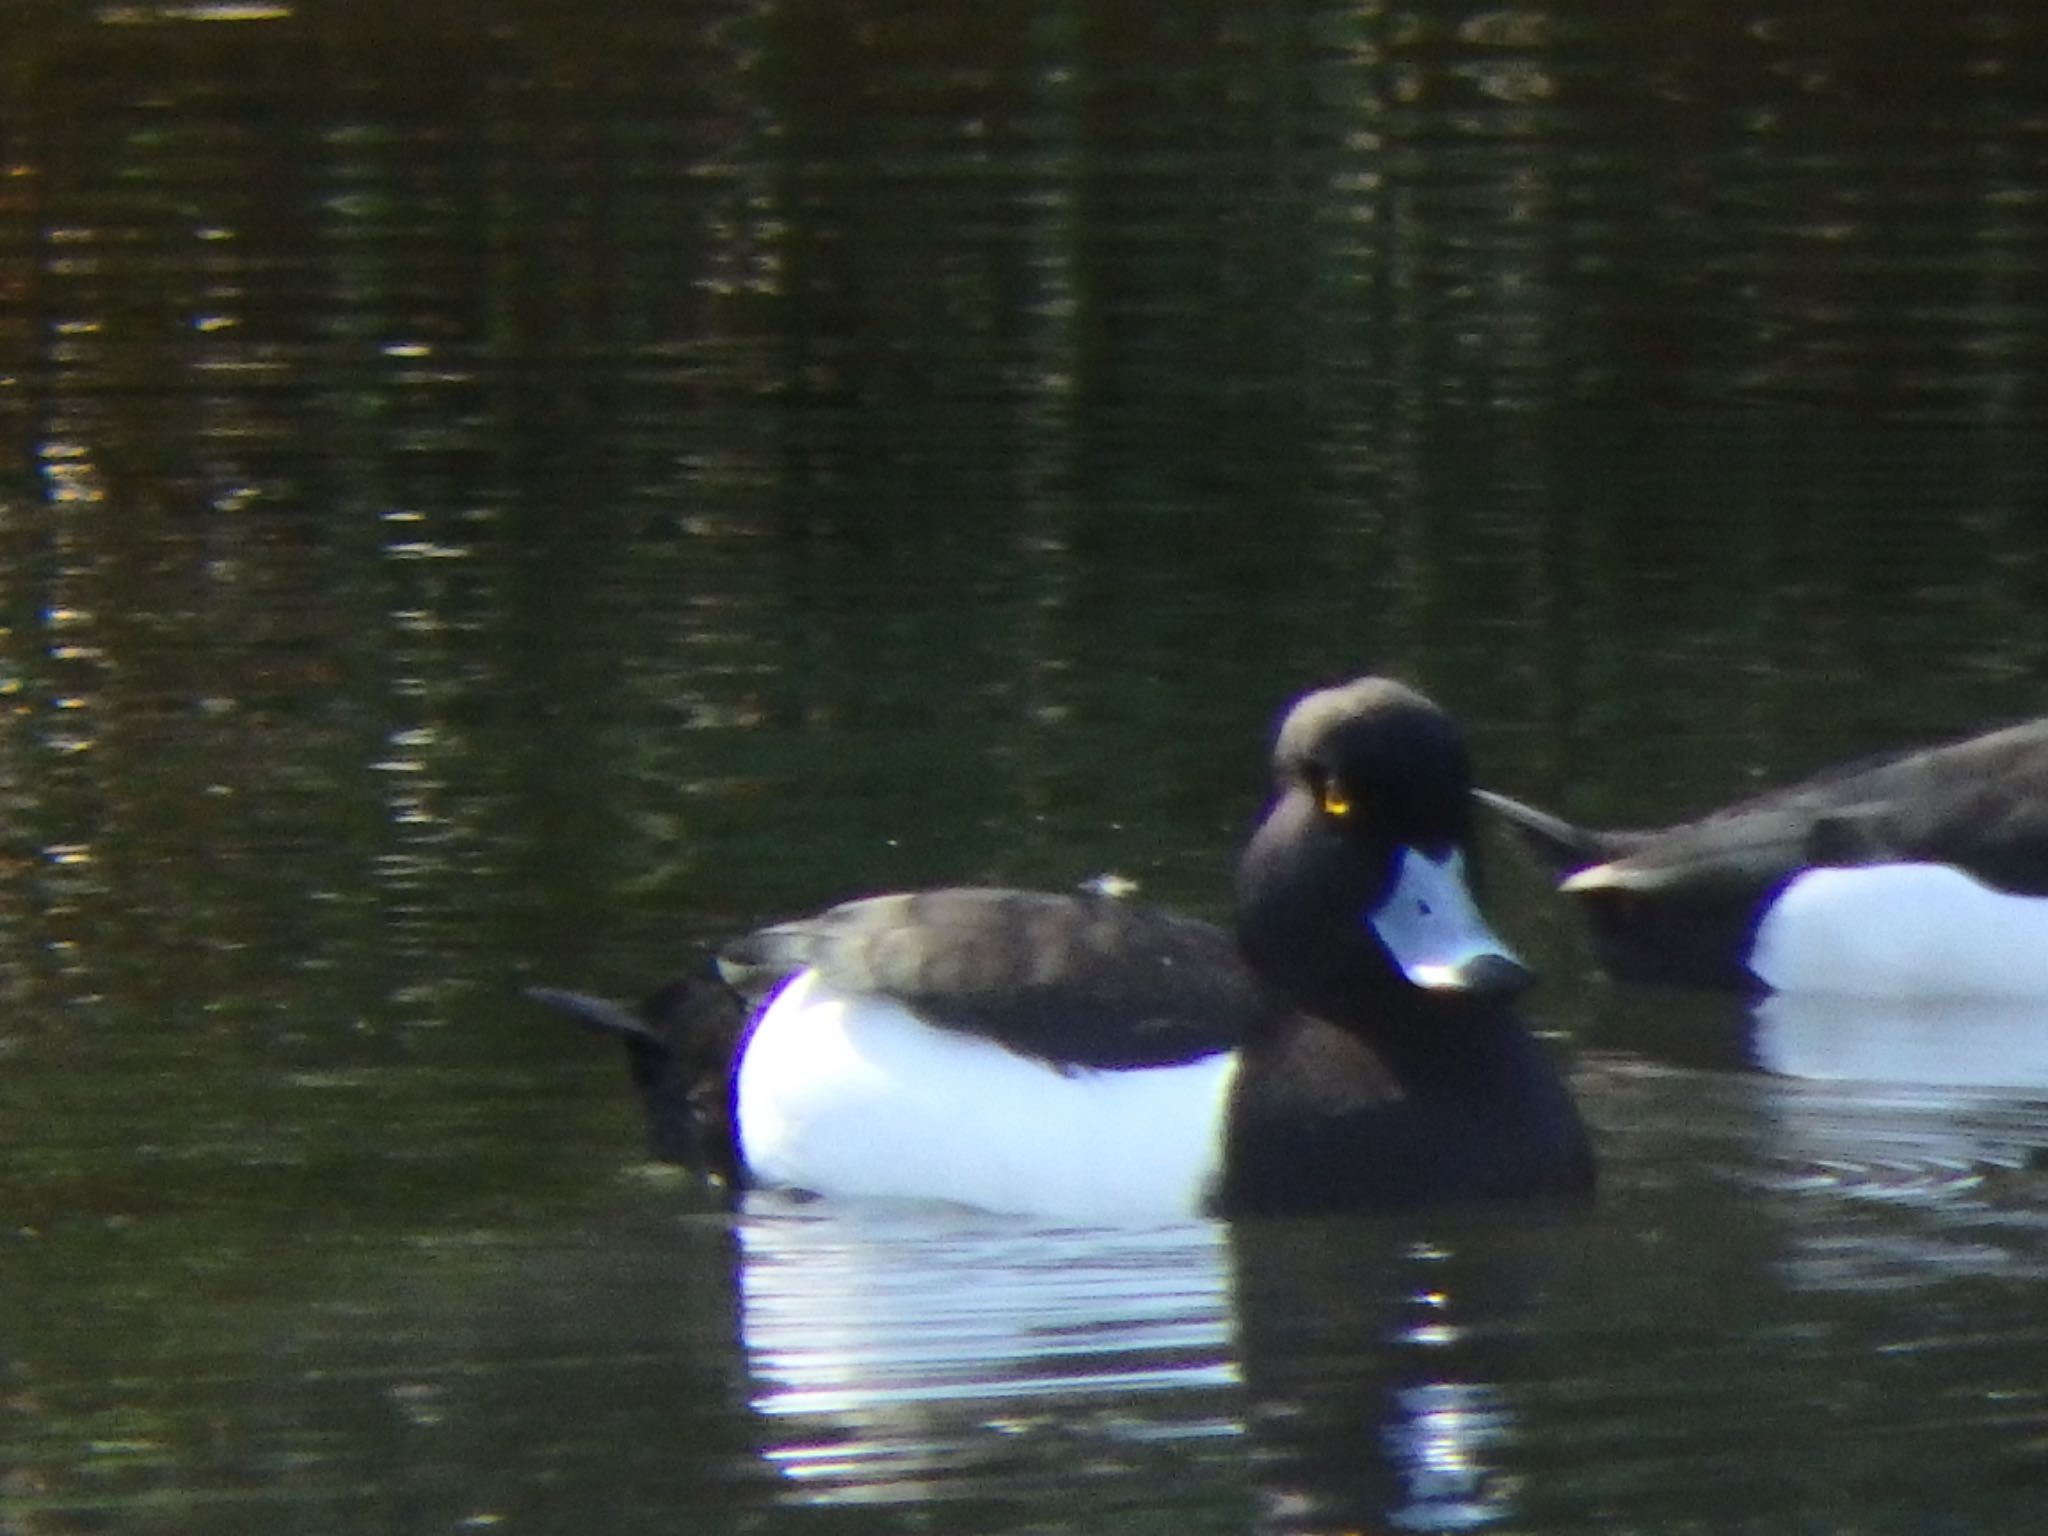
[
  {"x1": 1751, "y1": 863, "x2": 2048, "y2": 998},
  {"x1": 1370, "y1": 848, "x2": 1523, "y2": 989},
  {"x1": 734, "y1": 970, "x2": 1240, "y2": 1223}
]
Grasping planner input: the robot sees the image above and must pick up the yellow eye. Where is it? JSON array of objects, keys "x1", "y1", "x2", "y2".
[{"x1": 1318, "y1": 778, "x2": 1353, "y2": 819}]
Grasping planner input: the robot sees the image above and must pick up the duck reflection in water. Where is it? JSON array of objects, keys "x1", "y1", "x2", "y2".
[
  {"x1": 1746, "y1": 991, "x2": 2048, "y2": 1281},
  {"x1": 727, "y1": 1196, "x2": 1561, "y2": 1534}
]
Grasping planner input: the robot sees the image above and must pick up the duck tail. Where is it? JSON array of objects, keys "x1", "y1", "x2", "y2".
[
  {"x1": 1475, "y1": 788, "x2": 1633, "y2": 880},
  {"x1": 527, "y1": 985, "x2": 661, "y2": 1042},
  {"x1": 526, "y1": 960, "x2": 745, "y2": 1186}
]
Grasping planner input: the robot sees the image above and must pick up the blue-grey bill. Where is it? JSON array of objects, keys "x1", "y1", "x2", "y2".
[{"x1": 1369, "y1": 848, "x2": 1532, "y2": 996}]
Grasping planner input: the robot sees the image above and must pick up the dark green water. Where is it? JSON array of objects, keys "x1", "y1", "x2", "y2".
[{"x1": 7, "y1": 2, "x2": 2048, "y2": 1530}]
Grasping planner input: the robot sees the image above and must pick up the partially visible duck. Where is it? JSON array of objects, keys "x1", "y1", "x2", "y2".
[
  {"x1": 1481, "y1": 714, "x2": 2048, "y2": 997},
  {"x1": 533, "y1": 677, "x2": 1594, "y2": 1220}
]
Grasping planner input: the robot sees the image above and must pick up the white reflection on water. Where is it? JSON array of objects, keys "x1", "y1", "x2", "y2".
[
  {"x1": 1742, "y1": 993, "x2": 2048, "y2": 1292},
  {"x1": 1750, "y1": 991, "x2": 2048, "y2": 1202},
  {"x1": 731, "y1": 1193, "x2": 1531, "y2": 1530},
  {"x1": 736, "y1": 1195, "x2": 1244, "y2": 1500},
  {"x1": 1752, "y1": 993, "x2": 2048, "y2": 1093},
  {"x1": 1384, "y1": 1381, "x2": 1512, "y2": 1533}
]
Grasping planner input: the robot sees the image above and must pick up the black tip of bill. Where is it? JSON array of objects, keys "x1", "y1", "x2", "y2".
[{"x1": 1408, "y1": 949, "x2": 1536, "y2": 999}]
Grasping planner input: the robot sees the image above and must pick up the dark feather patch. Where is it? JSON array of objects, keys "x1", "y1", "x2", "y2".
[{"x1": 720, "y1": 888, "x2": 1271, "y2": 1070}]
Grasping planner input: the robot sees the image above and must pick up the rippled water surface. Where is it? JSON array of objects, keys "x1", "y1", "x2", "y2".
[{"x1": 7, "y1": 2, "x2": 2048, "y2": 1531}]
